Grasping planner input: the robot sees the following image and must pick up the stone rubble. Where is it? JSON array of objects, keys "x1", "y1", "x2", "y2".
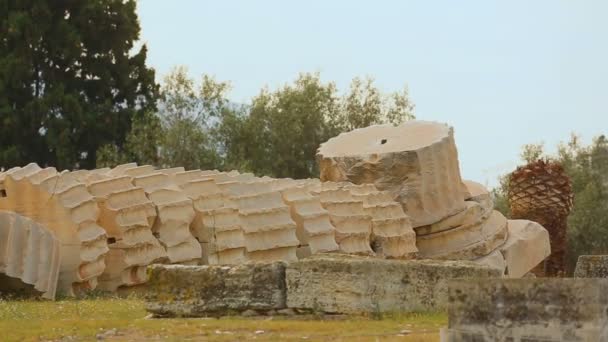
[{"x1": 0, "y1": 120, "x2": 553, "y2": 299}]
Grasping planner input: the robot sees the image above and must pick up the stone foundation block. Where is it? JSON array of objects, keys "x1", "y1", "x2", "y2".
[{"x1": 145, "y1": 262, "x2": 286, "y2": 317}]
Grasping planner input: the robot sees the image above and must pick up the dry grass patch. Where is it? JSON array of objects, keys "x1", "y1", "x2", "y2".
[{"x1": 0, "y1": 297, "x2": 446, "y2": 341}]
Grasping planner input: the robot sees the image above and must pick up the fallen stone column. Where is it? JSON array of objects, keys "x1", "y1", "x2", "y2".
[
  {"x1": 280, "y1": 186, "x2": 338, "y2": 259},
  {"x1": 178, "y1": 176, "x2": 246, "y2": 264},
  {"x1": 133, "y1": 172, "x2": 201, "y2": 264},
  {"x1": 0, "y1": 164, "x2": 108, "y2": 295},
  {"x1": 88, "y1": 176, "x2": 165, "y2": 291},
  {"x1": 344, "y1": 184, "x2": 417, "y2": 259},
  {"x1": 416, "y1": 210, "x2": 508, "y2": 260},
  {"x1": 317, "y1": 187, "x2": 374, "y2": 255},
  {"x1": 415, "y1": 180, "x2": 511, "y2": 262},
  {"x1": 229, "y1": 180, "x2": 299, "y2": 262},
  {"x1": 0, "y1": 211, "x2": 61, "y2": 299},
  {"x1": 317, "y1": 121, "x2": 467, "y2": 227},
  {"x1": 499, "y1": 219, "x2": 550, "y2": 278}
]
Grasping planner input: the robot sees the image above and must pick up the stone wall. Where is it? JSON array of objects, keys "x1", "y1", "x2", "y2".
[
  {"x1": 441, "y1": 278, "x2": 608, "y2": 341},
  {"x1": 145, "y1": 254, "x2": 502, "y2": 317}
]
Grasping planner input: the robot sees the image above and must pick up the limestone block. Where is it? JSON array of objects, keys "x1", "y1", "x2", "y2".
[
  {"x1": 574, "y1": 255, "x2": 608, "y2": 278},
  {"x1": 177, "y1": 176, "x2": 246, "y2": 265},
  {"x1": 196, "y1": 207, "x2": 238, "y2": 241},
  {"x1": 156, "y1": 167, "x2": 186, "y2": 175},
  {"x1": 0, "y1": 164, "x2": 108, "y2": 295},
  {"x1": 224, "y1": 182, "x2": 299, "y2": 262},
  {"x1": 463, "y1": 180, "x2": 492, "y2": 206},
  {"x1": 268, "y1": 178, "x2": 298, "y2": 191},
  {"x1": 317, "y1": 121, "x2": 467, "y2": 227},
  {"x1": 121, "y1": 165, "x2": 156, "y2": 177},
  {"x1": 416, "y1": 210, "x2": 508, "y2": 260},
  {"x1": 362, "y1": 199, "x2": 417, "y2": 259},
  {"x1": 172, "y1": 170, "x2": 206, "y2": 186},
  {"x1": 88, "y1": 177, "x2": 165, "y2": 291},
  {"x1": 215, "y1": 247, "x2": 248, "y2": 264},
  {"x1": 415, "y1": 200, "x2": 492, "y2": 236},
  {"x1": 69, "y1": 168, "x2": 111, "y2": 184},
  {"x1": 443, "y1": 278, "x2": 608, "y2": 341},
  {"x1": 472, "y1": 250, "x2": 506, "y2": 275},
  {"x1": 281, "y1": 186, "x2": 338, "y2": 256},
  {"x1": 499, "y1": 219, "x2": 550, "y2": 278},
  {"x1": 0, "y1": 211, "x2": 61, "y2": 299},
  {"x1": 248, "y1": 246, "x2": 298, "y2": 262},
  {"x1": 96, "y1": 247, "x2": 150, "y2": 291},
  {"x1": 133, "y1": 172, "x2": 201, "y2": 264},
  {"x1": 286, "y1": 254, "x2": 502, "y2": 314},
  {"x1": 107, "y1": 163, "x2": 138, "y2": 177},
  {"x1": 145, "y1": 263, "x2": 287, "y2": 317},
  {"x1": 318, "y1": 188, "x2": 373, "y2": 255}
]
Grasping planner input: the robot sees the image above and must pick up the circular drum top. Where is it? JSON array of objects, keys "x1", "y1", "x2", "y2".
[{"x1": 318, "y1": 120, "x2": 451, "y2": 157}]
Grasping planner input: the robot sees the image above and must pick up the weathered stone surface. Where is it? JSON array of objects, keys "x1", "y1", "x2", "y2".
[
  {"x1": 415, "y1": 200, "x2": 491, "y2": 236},
  {"x1": 0, "y1": 211, "x2": 61, "y2": 299},
  {"x1": 317, "y1": 187, "x2": 374, "y2": 255},
  {"x1": 349, "y1": 184, "x2": 417, "y2": 259},
  {"x1": 286, "y1": 254, "x2": 501, "y2": 314},
  {"x1": 472, "y1": 250, "x2": 506, "y2": 275},
  {"x1": 145, "y1": 263, "x2": 286, "y2": 317},
  {"x1": 177, "y1": 173, "x2": 249, "y2": 264},
  {"x1": 499, "y1": 219, "x2": 550, "y2": 278},
  {"x1": 317, "y1": 121, "x2": 467, "y2": 227},
  {"x1": 574, "y1": 255, "x2": 608, "y2": 278},
  {"x1": 462, "y1": 180, "x2": 492, "y2": 209},
  {"x1": 88, "y1": 175, "x2": 165, "y2": 291},
  {"x1": 134, "y1": 172, "x2": 201, "y2": 264},
  {"x1": 416, "y1": 210, "x2": 508, "y2": 260},
  {"x1": 442, "y1": 278, "x2": 608, "y2": 341},
  {"x1": 0, "y1": 164, "x2": 108, "y2": 295},
  {"x1": 280, "y1": 186, "x2": 339, "y2": 256}
]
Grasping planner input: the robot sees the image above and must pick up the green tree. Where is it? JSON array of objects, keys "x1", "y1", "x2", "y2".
[
  {"x1": 335, "y1": 76, "x2": 415, "y2": 132},
  {"x1": 223, "y1": 73, "x2": 416, "y2": 179},
  {"x1": 0, "y1": 0, "x2": 158, "y2": 170},
  {"x1": 240, "y1": 73, "x2": 341, "y2": 178},
  {"x1": 97, "y1": 67, "x2": 231, "y2": 170},
  {"x1": 98, "y1": 70, "x2": 416, "y2": 178},
  {"x1": 156, "y1": 67, "x2": 222, "y2": 170},
  {"x1": 96, "y1": 111, "x2": 162, "y2": 167},
  {"x1": 557, "y1": 134, "x2": 608, "y2": 270}
]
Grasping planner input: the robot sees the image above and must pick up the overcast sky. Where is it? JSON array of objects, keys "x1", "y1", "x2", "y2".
[{"x1": 137, "y1": 0, "x2": 608, "y2": 188}]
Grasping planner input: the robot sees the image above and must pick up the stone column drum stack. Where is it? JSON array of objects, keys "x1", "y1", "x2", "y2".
[{"x1": 317, "y1": 120, "x2": 552, "y2": 276}]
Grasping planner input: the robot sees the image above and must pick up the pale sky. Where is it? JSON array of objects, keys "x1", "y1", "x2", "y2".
[{"x1": 137, "y1": 1, "x2": 608, "y2": 188}]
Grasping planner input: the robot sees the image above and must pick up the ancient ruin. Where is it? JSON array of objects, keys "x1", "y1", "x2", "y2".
[
  {"x1": 0, "y1": 211, "x2": 61, "y2": 299},
  {"x1": 0, "y1": 120, "x2": 552, "y2": 301}
]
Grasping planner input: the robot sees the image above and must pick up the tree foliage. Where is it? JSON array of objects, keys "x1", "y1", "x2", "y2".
[
  {"x1": 97, "y1": 66, "x2": 227, "y2": 169},
  {"x1": 0, "y1": 0, "x2": 157, "y2": 170},
  {"x1": 224, "y1": 72, "x2": 415, "y2": 178},
  {"x1": 100, "y1": 69, "x2": 416, "y2": 179}
]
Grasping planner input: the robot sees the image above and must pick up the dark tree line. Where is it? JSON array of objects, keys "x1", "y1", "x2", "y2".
[{"x1": 1, "y1": 0, "x2": 157, "y2": 170}]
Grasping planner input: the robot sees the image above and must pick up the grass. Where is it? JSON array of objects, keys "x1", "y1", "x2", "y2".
[{"x1": 0, "y1": 297, "x2": 446, "y2": 341}]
